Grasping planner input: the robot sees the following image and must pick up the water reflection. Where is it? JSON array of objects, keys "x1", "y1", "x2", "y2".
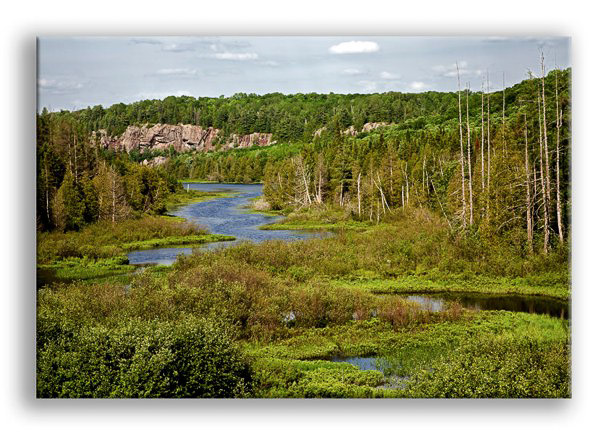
[{"x1": 404, "y1": 292, "x2": 569, "y2": 319}]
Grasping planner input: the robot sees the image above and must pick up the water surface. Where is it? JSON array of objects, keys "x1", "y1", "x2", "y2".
[
  {"x1": 128, "y1": 183, "x2": 326, "y2": 265},
  {"x1": 404, "y1": 292, "x2": 569, "y2": 319}
]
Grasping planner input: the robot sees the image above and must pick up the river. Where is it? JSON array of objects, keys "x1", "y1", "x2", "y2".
[{"x1": 127, "y1": 183, "x2": 327, "y2": 265}]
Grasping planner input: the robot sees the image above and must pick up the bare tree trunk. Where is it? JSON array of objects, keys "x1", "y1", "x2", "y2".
[
  {"x1": 405, "y1": 162, "x2": 410, "y2": 206},
  {"x1": 422, "y1": 156, "x2": 427, "y2": 197},
  {"x1": 541, "y1": 52, "x2": 552, "y2": 218},
  {"x1": 466, "y1": 85, "x2": 474, "y2": 226},
  {"x1": 111, "y1": 176, "x2": 116, "y2": 224},
  {"x1": 486, "y1": 72, "x2": 491, "y2": 219},
  {"x1": 538, "y1": 92, "x2": 549, "y2": 254},
  {"x1": 44, "y1": 158, "x2": 50, "y2": 223},
  {"x1": 502, "y1": 72, "x2": 506, "y2": 155},
  {"x1": 524, "y1": 113, "x2": 533, "y2": 254},
  {"x1": 373, "y1": 175, "x2": 390, "y2": 213},
  {"x1": 481, "y1": 83, "x2": 485, "y2": 192},
  {"x1": 555, "y1": 70, "x2": 564, "y2": 244},
  {"x1": 457, "y1": 63, "x2": 467, "y2": 227},
  {"x1": 357, "y1": 171, "x2": 362, "y2": 217},
  {"x1": 294, "y1": 157, "x2": 312, "y2": 205}
]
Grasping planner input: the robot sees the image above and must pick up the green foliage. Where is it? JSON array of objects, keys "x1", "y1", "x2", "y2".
[
  {"x1": 405, "y1": 335, "x2": 570, "y2": 398},
  {"x1": 37, "y1": 215, "x2": 207, "y2": 264},
  {"x1": 37, "y1": 316, "x2": 254, "y2": 398}
]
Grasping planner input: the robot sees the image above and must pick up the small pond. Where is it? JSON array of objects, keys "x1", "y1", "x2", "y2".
[{"x1": 403, "y1": 292, "x2": 570, "y2": 319}]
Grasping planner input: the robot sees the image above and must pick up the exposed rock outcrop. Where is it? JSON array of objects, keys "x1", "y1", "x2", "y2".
[
  {"x1": 342, "y1": 122, "x2": 391, "y2": 137},
  {"x1": 92, "y1": 124, "x2": 220, "y2": 153},
  {"x1": 92, "y1": 124, "x2": 277, "y2": 154},
  {"x1": 227, "y1": 132, "x2": 275, "y2": 149},
  {"x1": 142, "y1": 156, "x2": 168, "y2": 167}
]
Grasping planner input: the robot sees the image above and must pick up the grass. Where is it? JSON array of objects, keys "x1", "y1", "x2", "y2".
[
  {"x1": 258, "y1": 207, "x2": 373, "y2": 231},
  {"x1": 120, "y1": 234, "x2": 234, "y2": 251},
  {"x1": 178, "y1": 179, "x2": 263, "y2": 185},
  {"x1": 243, "y1": 311, "x2": 570, "y2": 398},
  {"x1": 165, "y1": 188, "x2": 236, "y2": 212},
  {"x1": 37, "y1": 189, "x2": 236, "y2": 285},
  {"x1": 330, "y1": 274, "x2": 570, "y2": 301},
  {"x1": 35, "y1": 191, "x2": 571, "y2": 398}
]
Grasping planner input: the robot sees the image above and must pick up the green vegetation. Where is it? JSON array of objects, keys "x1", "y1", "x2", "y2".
[
  {"x1": 164, "y1": 187, "x2": 236, "y2": 211},
  {"x1": 36, "y1": 66, "x2": 571, "y2": 398},
  {"x1": 246, "y1": 312, "x2": 569, "y2": 398},
  {"x1": 37, "y1": 314, "x2": 253, "y2": 398},
  {"x1": 37, "y1": 214, "x2": 234, "y2": 285}
]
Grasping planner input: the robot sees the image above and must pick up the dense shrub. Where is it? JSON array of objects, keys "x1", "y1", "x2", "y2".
[
  {"x1": 37, "y1": 316, "x2": 253, "y2": 398},
  {"x1": 406, "y1": 335, "x2": 571, "y2": 398}
]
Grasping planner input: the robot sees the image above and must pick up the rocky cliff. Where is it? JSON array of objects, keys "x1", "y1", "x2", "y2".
[
  {"x1": 313, "y1": 122, "x2": 391, "y2": 138},
  {"x1": 92, "y1": 124, "x2": 275, "y2": 154}
]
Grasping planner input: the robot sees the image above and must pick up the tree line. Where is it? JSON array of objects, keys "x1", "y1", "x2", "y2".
[
  {"x1": 37, "y1": 111, "x2": 180, "y2": 232},
  {"x1": 38, "y1": 63, "x2": 570, "y2": 255},
  {"x1": 261, "y1": 65, "x2": 570, "y2": 255}
]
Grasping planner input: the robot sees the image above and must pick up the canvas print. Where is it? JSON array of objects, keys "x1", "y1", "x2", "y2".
[{"x1": 36, "y1": 36, "x2": 571, "y2": 398}]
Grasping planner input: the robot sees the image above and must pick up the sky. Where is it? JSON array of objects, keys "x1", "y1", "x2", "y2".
[{"x1": 37, "y1": 36, "x2": 570, "y2": 112}]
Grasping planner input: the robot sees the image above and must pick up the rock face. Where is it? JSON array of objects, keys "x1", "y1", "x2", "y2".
[
  {"x1": 92, "y1": 124, "x2": 275, "y2": 154},
  {"x1": 92, "y1": 124, "x2": 221, "y2": 153},
  {"x1": 227, "y1": 132, "x2": 275, "y2": 149},
  {"x1": 342, "y1": 122, "x2": 390, "y2": 137},
  {"x1": 142, "y1": 156, "x2": 168, "y2": 167}
]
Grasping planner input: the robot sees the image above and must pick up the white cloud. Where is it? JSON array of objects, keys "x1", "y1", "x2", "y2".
[
  {"x1": 342, "y1": 68, "x2": 363, "y2": 75},
  {"x1": 432, "y1": 61, "x2": 482, "y2": 78},
  {"x1": 329, "y1": 41, "x2": 379, "y2": 54},
  {"x1": 38, "y1": 78, "x2": 84, "y2": 94},
  {"x1": 212, "y1": 52, "x2": 259, "y2": 60},
  {"x1": 155, "y1": 68, "x2": 197, "y2": 76},
  {"x1": 380, "y1": 71, "x2": 401, "y2": 80},
  {"x1": 409, "y1": 81, "x2": 428, "y2": 91},
  {"x1": 357, "y1": 80, "x2": 377, "y2": 92}
]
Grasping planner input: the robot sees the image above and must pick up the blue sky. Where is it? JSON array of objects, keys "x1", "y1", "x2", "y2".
[{"x1": 37, "y1": 36, "x2": 570, "y2": 111}]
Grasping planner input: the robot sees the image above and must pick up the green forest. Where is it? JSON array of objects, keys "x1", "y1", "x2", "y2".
[{"x1": 36, "y1": 65, "x2": 571, "y2": 398}]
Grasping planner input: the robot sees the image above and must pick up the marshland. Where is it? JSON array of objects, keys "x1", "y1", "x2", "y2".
[{"x1": 36, "y1": 51, "x2": 570, "y2": 398}]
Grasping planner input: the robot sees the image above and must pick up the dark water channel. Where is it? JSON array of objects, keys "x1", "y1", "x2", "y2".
[
  {"x1": 128, "y1": 183, "x2": 328, "y2": 265},
  {"x1": 403, "y1": 292, "x2": 569, "y2": 319}
]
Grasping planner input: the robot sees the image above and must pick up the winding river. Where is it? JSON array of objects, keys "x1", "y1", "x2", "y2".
[
  {"x1": 127, "y1": 183, "x2": 569, "y2": 319},
  {"x1": 127, "y1": 183, "x2": 327, "y2": 265}
]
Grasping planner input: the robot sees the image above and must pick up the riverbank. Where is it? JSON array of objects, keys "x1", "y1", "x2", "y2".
[
  {"x1": 244, "y1": 204, "x2": 570, "y2": 301},
  {"x1": 36, "y1": 185, "x2": 571, "y2": 398},
  {"x1": 37, "y1": 188, "x2": 237, "y2": 286}
]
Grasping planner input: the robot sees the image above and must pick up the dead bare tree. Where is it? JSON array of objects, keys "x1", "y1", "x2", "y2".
[
  {"x1": 457, "y1": 63, "x2": 467, "y2": 227},
  {"x1": 486, "y1": 71, "x2": 491, "y2": 219},
  {"x1": 555, "y1": 69, "x2": 564, "y2": 244},
  {"x1": 540, "y1": 52, "x2": 552, "y2": 218},
  {"x1": 502, "y1": 72, "x2": 506, "y2": 155},
  {"x1": 538, "y1": 89, "x2": 550, "y2": 254},
  {"x1": 524, "y1": 113, "x2": 533, "y2": 253},
  {"x1": 481, "y1": 82, "x2": 485, "y2": 192},
  {"x1": 357, "y1": 171, "x2": 362, "y2": 217},
  {"x1": 466, "y1": 84, "x2": 474, "y2": 226}
]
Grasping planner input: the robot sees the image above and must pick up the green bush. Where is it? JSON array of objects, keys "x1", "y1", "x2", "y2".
[{"x1": 37, "y1": 317, "x2": 254, "y2": 398}]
